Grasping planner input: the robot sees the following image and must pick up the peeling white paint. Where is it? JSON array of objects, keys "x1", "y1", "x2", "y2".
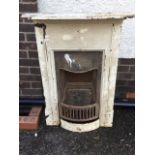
[
  {"x1": 45, "y1": 21, "x2": 113, "y2": 50},
  {"x1": 62, "y1": 34, "x2": 73, "y2": 41},
  {"x1": 79, "y1": 28, "x2": 88, "y2": 33},
  {"x1": 35, "y1": 27, "x2": 60, "y2": 125}
]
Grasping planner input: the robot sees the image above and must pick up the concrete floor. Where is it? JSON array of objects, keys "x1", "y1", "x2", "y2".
[{"x1": 19, "y1": 107, "x2": 135, "y2": 155}]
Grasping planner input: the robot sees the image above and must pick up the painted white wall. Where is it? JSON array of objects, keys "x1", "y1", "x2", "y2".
[{"x1": 37, "y1": 0, "x2": 135, "y2": 58}]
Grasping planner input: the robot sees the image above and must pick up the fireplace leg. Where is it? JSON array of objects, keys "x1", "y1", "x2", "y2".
[{"x1": 46, "y1": 114, "x2": 60, "y2": 126}]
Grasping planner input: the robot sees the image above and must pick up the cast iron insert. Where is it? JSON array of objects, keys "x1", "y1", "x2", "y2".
[{"x1": 55, "y1": 52, "x2": 102, "y2": 123}]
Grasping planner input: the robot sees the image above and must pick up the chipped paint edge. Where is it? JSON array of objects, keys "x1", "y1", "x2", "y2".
[
  {"x1": 22, "y1": 13, "x2": 134, "y2": 20},
  {"x1": 35, "y1": 25, "x2": 60, "y2": 126},
  {"x1": 99, "y1": 21, "x2": 122, "y2": 127}
]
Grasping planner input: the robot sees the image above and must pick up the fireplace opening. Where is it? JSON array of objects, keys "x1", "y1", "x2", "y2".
[
  {"x1": 61, "y1": 70, "x2": 96, "y2": 106},
  {"x1": 55, "y1": 52, "x2": 102, "y2": 123},
  {"x1": 59, "y1": 70, "x2": 99, "y2": 123}
]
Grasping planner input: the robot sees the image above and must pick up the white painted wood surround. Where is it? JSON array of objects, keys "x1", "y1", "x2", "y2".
[{"x1": 22, "y1": 13, "x2": 133, "y2": 132}]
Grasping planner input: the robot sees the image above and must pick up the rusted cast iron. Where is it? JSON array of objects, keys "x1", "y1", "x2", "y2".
[
  {"x1": 60, "y1": 82, "x2": 98, "y2": 122},
  {"x1": 60, "y1": 103, "x2": 99, "y2": 122},
  {"x1": 55, "y1": 52, "x2": 102, "y2": 123}
]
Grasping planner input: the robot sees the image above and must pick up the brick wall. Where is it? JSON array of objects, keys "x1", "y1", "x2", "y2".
[
  {"x1": 19, "y1": 0, "x2": 135, "y2": 99},
  {"x1": 116, "y1": 59, "x2": 135, "y2": 99},
  {"x1": 19, "y1": 0, "x2": 43, "y2": 98}
]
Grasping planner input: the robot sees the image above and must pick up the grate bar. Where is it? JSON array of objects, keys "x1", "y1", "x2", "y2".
[{"x1": 60, "y1": 103, "x2": 99, "y2": 123}]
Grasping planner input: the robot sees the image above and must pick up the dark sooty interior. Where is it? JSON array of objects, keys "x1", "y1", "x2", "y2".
[{"x1": 61, "y1": 70, "x2": 97, "y2": 106}]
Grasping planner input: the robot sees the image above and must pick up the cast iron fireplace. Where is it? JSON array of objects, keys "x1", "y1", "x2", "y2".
[
  {"x1": 55, "y1": 52, "x2": 102, "y2": 123},
  {"x1": 22, "y1": 12, "x2": 133, "y2": 131}
]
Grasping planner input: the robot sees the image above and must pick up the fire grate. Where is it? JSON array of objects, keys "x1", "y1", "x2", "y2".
[
  {"x1": 60, "y1": 82, "x2": 99, "y2": 123},
  {"x1": 60, "y1": 103, "x2": 99, "y2": 123}
]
